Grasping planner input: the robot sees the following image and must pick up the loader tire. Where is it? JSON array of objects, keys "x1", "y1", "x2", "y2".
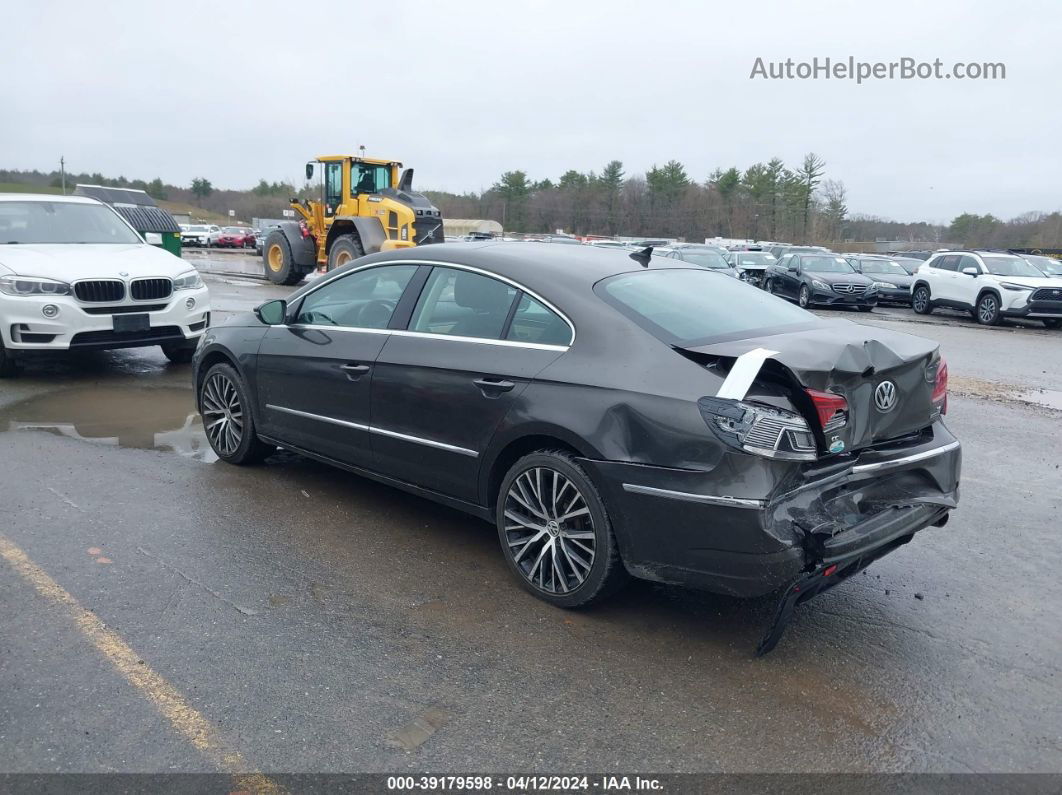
[
  {"x1": 263, "y1": 230, "x2": 305, "y2": 286},
  {"x1": 327, "y1": 234, "x2": 365, "y2": 272}
]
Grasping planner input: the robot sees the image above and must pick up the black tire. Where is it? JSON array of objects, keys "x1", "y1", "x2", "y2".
[
  {"x1": 1042, "y1": 318, "x2": 1060, "y2": 329},
  {"x1": 496, "y1": 450, "x2": 628, "y2": 608},
  {"x1": 263, "y1": 230, "x2": 305, "y2": 286},
  {"x1": 798, "y1": 284, "x2": 812, "y2": 308},
  {"x1": 0, "y1": 338, "x2": 19, "y2": 378},
  {"x1": 198, "y1": 363, "x2": 275, "y2": 464},
  {"x1": 327, "y1": 234, "x2": 365, "y2": 272},
  {"x1": 912, "y1": 285, "x2": 933, "y2": 314},
  {"x1": 161, "y1": 342, "x2": 196, "y2": 364},
  {"x1": 765, "y1": 279, "x2": 779, "y2": 296},
  {"x1": 976, "y1": 292, "x2": 1002, "y2": 326},
  {"x1": 858, "y1": 305, "x2": 874, "y2": 312}
]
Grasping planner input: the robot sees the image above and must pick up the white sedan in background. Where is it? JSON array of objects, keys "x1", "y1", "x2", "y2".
[{"x1": 0, "y1": 194, "x2": 211, "y2": 376}]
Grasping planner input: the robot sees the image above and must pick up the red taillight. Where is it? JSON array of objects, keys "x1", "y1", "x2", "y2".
[
  {"x1": 805, "y1": 388, "x2": 849, "y2": 429},
  {"x1": 932, "y1": 358, "x2": 948, "y2": 414}
]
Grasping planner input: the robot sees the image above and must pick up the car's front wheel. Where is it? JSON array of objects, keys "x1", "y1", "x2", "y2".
[
  {"x1": 496, "y1": 451, "x2": 628, "y2": 608},
  {"x1": 161, "y1": 342, "x2": 196, "y2": 364},
  {"x1": 199, "y1": 363, "x2": 275, "y2": 464},
  {"x1": 976, "y1": 292, "x2": 1002, "y2": 326},
  {"x1": 912, "y1": 285, "x2": 933, "y2": 314},
  {"x1": 0, "y1": 339, "x2": 19, "y2": 378},
  {"x1": 798, "y1": 284, "x2": 812, "y2": 308}
]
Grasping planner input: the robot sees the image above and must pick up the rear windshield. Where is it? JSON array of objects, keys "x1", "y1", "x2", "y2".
[
  {"x1": 676, "y1": 250, "x2": 729, "y2": 269},
  {"x1": 597, "y1": 269, "x2": 819, "y2": 346},
  {"x1": 0, "y1": 201, "x2": 142, "y2": 245}
]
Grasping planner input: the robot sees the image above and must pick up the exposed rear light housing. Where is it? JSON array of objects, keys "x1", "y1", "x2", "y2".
[
  {"x1": 698, "y1": 397, "x2": 818, "y2": 461},
  {"x1": 930, "y1": 358, "x2": 948, "y2": 414},
  {"x1": 805, "y1": 388, "x2": 849, "y2": 431}
]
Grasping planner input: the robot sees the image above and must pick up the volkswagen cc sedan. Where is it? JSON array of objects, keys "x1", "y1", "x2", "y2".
[{"x1": 193, "y1": 243, "x2": 961, "y2": 652}]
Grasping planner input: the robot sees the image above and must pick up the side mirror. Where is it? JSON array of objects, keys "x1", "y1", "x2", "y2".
[
  {"x1": 305, "y1": 163, "x2": 315, "y2": 180},
  {"x1": 962, "y1": 266, "x2": 980, "y2": 276},
  {"x1": 255, "y1": 299, "x2": 287, "y2": 325},
  {"x1": 787, "y1": 265, "x2": 799, "y2": 273}
]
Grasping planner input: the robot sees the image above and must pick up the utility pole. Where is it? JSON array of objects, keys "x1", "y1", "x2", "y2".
[{"x1": 60, "y1": 156, "x2": 66, "y2": 195}]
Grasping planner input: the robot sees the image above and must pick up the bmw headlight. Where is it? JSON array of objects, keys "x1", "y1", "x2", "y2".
[
  {"x1": 0, "y1": 275, "x2": 72, "y2": 296},
  {"x1": 811, "y1": 279, "x2": 831, "y2": 291},
  {"x1": 173, "y1": 270, "x2": 204, "y2": 291},
  {"x1": 871, "y1": 281, "x2": 898, "y2": 290}
]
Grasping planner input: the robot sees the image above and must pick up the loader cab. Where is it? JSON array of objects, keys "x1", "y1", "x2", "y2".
[{"x1": 306, "y1": 156, "x2": 399, "y2": 218}]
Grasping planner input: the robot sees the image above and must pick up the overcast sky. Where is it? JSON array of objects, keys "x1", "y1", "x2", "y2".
[{"x1": 4, "y1": 0, "x2": 1058, "y2": 223}]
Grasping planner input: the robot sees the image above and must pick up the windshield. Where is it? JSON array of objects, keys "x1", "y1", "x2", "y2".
[
  {"x1": 677, "y1": 251, "x2": 729, "y2": 269},
  {"x1": 803, "y1": 256, "x2": 854, "y2": 273},
  {"x1": 981, "y1": 256, "x2": 1043, "y2": 277},
  {"x1": 597, "y1": 269, "x2": 817, "y2": 345},
  {"x1": 732, "y1": 253, "x2": 775, "y2": 267},
  {"x1": 1024, "y1": 255, "x2": 1062, "y2": 275},
  {"x1": 860, "y1": 259, "x2": 908, "y2": 275},
  {"x1": 0, "y1": 201, "x2": 142, "y2": 245}
]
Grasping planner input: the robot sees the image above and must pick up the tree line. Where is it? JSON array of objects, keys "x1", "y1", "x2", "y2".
[{"x1": 4, "y1": 165, "x2": 1062, "y2": 249}]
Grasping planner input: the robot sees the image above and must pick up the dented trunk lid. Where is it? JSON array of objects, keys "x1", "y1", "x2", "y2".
[{"x1": 683, "y1": 321, "x2": 941, "y2": 453}]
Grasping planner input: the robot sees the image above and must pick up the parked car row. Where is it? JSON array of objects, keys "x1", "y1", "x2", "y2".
[{"x1": 179, "y1": 224, "x2": 258, "y2": 249}]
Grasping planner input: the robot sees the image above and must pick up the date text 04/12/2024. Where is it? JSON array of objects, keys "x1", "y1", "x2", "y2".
[{"x1": 386, "y1": 776, "x2": 664, "y2": 791}]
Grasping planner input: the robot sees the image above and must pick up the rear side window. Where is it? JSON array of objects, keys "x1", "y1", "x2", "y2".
[
  {"x1": 597, "y1": 269, "x2": 818, "y2": 346},
  {"x1": 505, "y1": 294, "x2": 572, "y2": 346},
  {"x1": 411, "y1": 267, "x2": 518, "y2": 340},
  {"x1": 933, "y1": 255, "x2": 959, "y2": 271}
]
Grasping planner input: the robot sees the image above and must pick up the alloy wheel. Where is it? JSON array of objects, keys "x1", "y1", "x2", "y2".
[
  {"x1": 503, "y1": 467, "x2": 596, "y2": 594},
  {"x1": 913, "y1": 287, "x2": 928, "y2": 312},
  {"x1": 201, "y1": 372, "x2": 244, "y2": 456},
  {"x1": 799, "y1": 286, "x2": 810, "y2": 307},
  {"x1": 978, "y1": 295, "x2": 998, "y2": 324}
]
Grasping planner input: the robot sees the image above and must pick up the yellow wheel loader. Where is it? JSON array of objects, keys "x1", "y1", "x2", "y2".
[{"x1": 262, "y1": 155, "x2": 444, "y2": 285}]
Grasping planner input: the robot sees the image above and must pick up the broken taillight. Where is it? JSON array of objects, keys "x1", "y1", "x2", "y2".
[
  {"x1": 931, "y1": 358, "x2": 948, "y2": 414},
  {"x1": 805, "y1": 388, "x2": 849, "y2": 431}
]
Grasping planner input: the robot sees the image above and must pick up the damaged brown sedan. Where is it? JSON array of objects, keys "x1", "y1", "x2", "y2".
[{"x1": 195, "y1": 242, "x2": 961, "y2": 654}]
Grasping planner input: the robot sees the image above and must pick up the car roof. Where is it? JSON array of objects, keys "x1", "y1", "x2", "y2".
[
  {"x1": 355, "y1": 241, "x2": 707, "y2": 296},
  {"x1": 0, "y1": 193, "x2": 101, "y2": 205}
]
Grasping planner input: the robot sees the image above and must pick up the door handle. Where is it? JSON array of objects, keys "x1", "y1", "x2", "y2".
[
  {"x1": 340, "y1": 363, "x2": 371, "y2": 380},
  {"x1": 473, "y1": 377, "x2": 516, "y2": 396}
]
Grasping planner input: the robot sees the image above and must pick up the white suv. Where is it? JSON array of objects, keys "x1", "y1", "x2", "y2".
[
  {"x1": 0, "y1": 194, "x2": 211, "y2": 375},
  {"x1": 911, "y1": 250, "x2": 1062, "y2": 328}
]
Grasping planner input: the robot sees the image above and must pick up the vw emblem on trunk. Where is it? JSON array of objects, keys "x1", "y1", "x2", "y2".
[{"x1": 874, "y1": 380, "x2": 898, "y2": 412}]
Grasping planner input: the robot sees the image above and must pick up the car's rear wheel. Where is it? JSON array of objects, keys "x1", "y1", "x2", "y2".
[
  {"x1": 496, "y1": 451, "x2": 628, "y2": 608},
  {"x1": 798, "y1": 285, "x2": 812, "y2": 308},
  {"x1": 976, "y1": 292, "x2": 1002, "y2": 326},
  {"x1": 199, "y1": 363, "x2": 274, "y2": 464},
  {"x1": 912, "y1": 285, "x2": 933, "y2": 314}
]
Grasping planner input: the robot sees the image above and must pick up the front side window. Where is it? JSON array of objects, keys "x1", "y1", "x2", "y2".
[
  {"x1": 351, "y1": 163, "x2": 391, "y2": 195},
  {"x1": 957, "y1": 255, "x2": 982, "y2": 273},
  {"x1": 411, "y1": 267, "x2": 518, "y2": 340},
  {"x1": 294, "y1": 265, "x2": 417, "y2": 328},
  {"x1": 598, "y1": 269, "x2": 818, "y2": 346},
  {"x1": 0, "y1": 201, "x2": 141, "y2": 245},
  {"x1": 506, "y1": 294, "x2": 572, "y2": 346}
]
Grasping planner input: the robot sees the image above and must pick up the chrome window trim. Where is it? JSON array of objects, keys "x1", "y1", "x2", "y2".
[
  {"x1": 276, "y1": 324, "x2": 567, "y2": 351},
  {"x1": 287, "y1": 258, "x2": 576, "y2": 347},
  {"x1": 265, "y1": 404, "x2": 478, "y2": 458},
  {"x1": 850, "y1": 440, "x2": 960, "y2": 474},
  {"x1": 621, "y1": 483, "x2": 764, "y2": 509}
]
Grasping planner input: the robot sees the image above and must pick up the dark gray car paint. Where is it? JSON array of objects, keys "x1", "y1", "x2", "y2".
[{"x1": 193, "y1": 242, "x2": 961, "y2": 599}]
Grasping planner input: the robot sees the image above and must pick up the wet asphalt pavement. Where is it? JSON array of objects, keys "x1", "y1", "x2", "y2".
[{"x1": 1, "y1": 252, "x2": 1060, "y2": 775}]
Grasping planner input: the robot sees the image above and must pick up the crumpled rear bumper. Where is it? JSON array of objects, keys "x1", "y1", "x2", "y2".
[{"x1": 580, "y1": 420, "x2": 961, "y2": 598}]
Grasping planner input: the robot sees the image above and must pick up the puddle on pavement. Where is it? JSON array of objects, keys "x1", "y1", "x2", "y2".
[
  {"x1": 1012, "y1": 388, "x2": 1062, "y2": 411},
  {"x1": 0, "y1": 385, "x2": 216, "y2": 462}
]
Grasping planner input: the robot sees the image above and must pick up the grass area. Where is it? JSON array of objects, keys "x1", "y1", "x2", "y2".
[{"x1": 0, "y1": 182, "x2": 64, "y2": 195}]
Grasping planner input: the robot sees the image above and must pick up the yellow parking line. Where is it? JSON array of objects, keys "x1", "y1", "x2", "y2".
[{"x1": 0, "y1": 533, "x2": 281, "y2": 794}]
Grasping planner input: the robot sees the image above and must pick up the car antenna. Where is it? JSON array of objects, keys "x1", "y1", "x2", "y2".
[{"x1": 629, "y1": 246, "x2": 653, "y2": 267}]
